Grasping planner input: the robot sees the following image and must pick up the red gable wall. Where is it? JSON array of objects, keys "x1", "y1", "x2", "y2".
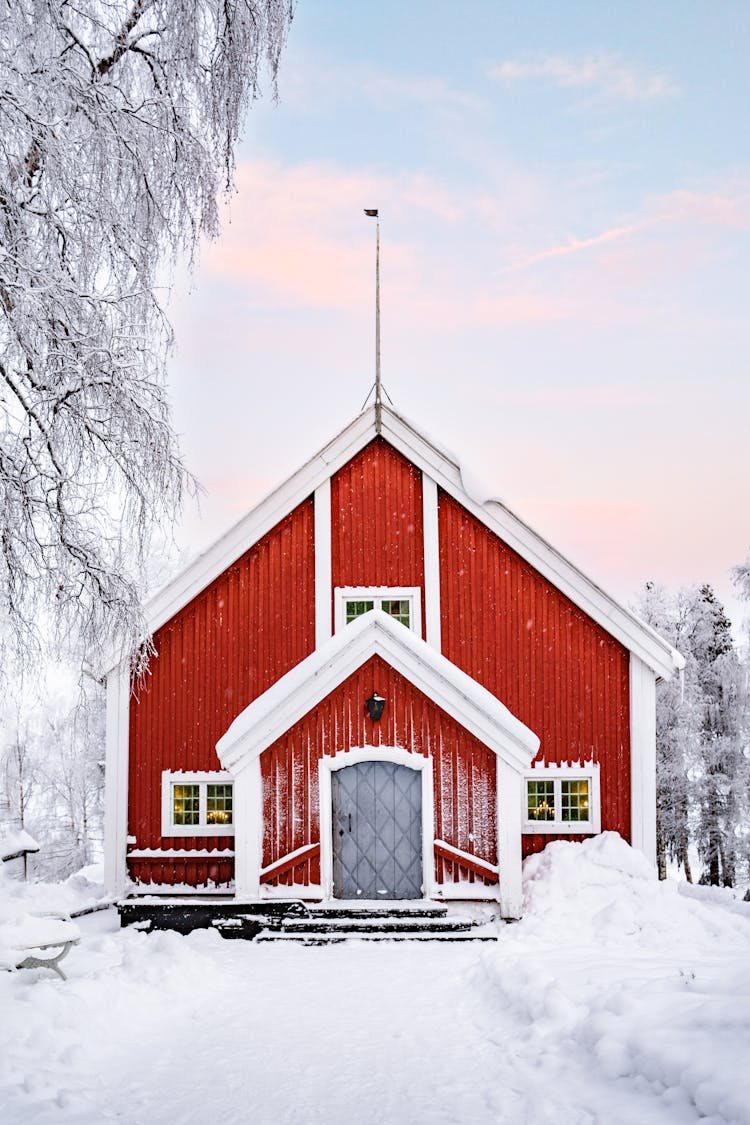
[
  {"x1": 331, "y1": 438, "x2": 425, "y2": 633},
  {"x1": 261, "y1": 654, "x2": 497, "y2": 888},
  {"x1": 438, "y1": 490, "x2": 631, "y2": 855},
  {"x1": 127, "y1": 499, "x2": 315, "y2": 886}
]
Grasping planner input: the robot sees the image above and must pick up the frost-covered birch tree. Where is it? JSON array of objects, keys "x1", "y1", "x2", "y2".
[
  {"x1": 733, "y1": 551, "x2": 750, "y2": 603},
  {"x1": 639, "y1": 581, "x2": 749, "y2": 887},
  {"x1": 637, "y1": 583, "x2": 698, "y2": 880},
  {"x1": 0, "y1": 0, "x2": 292, "y2": 671}
]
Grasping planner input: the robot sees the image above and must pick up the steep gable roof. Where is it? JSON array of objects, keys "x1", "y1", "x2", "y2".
[
  {"x1": 216, "y1": 609, "x2": 540, "y2": 774},
  {"x1": 132, "y1": 403, "x2": 683, "y2": 680}
]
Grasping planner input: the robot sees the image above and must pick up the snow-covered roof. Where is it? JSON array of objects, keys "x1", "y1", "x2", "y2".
[
  {"x1": 0, "y1": 829, "x2": 39, "y2": 862},
  {"x1": 216, "y1": 609, "x2": 540, "y2": 774},
  {"x1": 115, "y1": 402, "x2": 683, "y2": 680}
]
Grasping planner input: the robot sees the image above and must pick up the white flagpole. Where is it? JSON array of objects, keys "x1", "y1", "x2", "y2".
[
  {"x1": 365, "y1": 208, "x2": 381, "y2": 430},
  {"x1": 375, "y1": 214, "x2": 381, "y2": 428}
]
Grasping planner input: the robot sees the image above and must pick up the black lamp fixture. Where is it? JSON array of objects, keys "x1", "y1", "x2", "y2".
[{"x1": 365, "y1": 692, "x2": 386, "y2": 722}]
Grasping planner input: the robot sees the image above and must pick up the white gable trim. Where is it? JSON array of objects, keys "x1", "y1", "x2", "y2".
[
  {"x1": 139, "y1": 408, "x2": 375, "y2": 645},
  {"x1": 314, "y1": 480, "x2": 332, "y2": 647},
  {"x1": 378, "y1": 409, "x2": 682, "y2": 681},
  {"x1": 121, "y1": 403, "x2": 681, "y2": 680},
  {"x1": 216, "y1": 610, "x2": 539, "y2": 776},
  {"x1": 422, "y1": 473, "x2": 442, "y2": 651}
]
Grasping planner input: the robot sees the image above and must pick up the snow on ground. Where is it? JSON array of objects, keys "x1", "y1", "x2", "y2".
[{"x1": 1, "y1": 834, "x2": 749, "y2": 1125}]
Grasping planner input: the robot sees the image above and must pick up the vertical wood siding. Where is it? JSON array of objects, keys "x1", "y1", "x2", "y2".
[
  {"x1": 127, "y1": 499, "x2": 316, "y2": 885},
  {"x1": 437, "y1": 489, "x2": 631, "y2": 856},
  {"x1": 331, "y1": 438, "x2": 425, "y2": 633},
  {"x1": 261, "y1": 654, "x2": 498, "y2": 887}
]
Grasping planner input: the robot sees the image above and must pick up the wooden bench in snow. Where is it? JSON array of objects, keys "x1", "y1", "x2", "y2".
[{"x1": 0, "y1": 912, "x2": 81, "y2": 981}]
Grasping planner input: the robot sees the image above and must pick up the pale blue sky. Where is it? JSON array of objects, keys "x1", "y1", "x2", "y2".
[{"x1": 168, "y1": 1, "x2": 750, "y2": 627}]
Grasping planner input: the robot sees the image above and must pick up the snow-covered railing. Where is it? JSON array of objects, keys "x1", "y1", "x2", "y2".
[
  {"x1": 434, "y1": 840, "x2": 499, "y2": 883},
  {"x1": 260, "y1": 844, "x2": 320, "y2": 884}
]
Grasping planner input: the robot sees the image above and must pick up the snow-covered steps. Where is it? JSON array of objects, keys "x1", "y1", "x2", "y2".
[
  {"x1": 117, "y1": 898, "x2": 499, "y2": 942},
  {"x1": 234, "y1": 904, "x2": 499, "y2": 944}
]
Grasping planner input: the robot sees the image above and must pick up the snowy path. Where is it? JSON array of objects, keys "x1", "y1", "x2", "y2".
[
  {"x1": 1, "y1": 910, "x2": 748, "y2": 1125},
  {"x1": 2, "y1": 836, "x2": 749, "y2": 1124}
]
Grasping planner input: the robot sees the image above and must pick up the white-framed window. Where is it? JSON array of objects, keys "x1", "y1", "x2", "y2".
[
  {"x1": 161, "y1": 771, "x2": 234, "y2": 838},
  {"x1": 334, "y1": 586, "x2": 422, "y2": 635},
  {"x1": 522, "y1": 763, "x2": 601, "y2": 835}
]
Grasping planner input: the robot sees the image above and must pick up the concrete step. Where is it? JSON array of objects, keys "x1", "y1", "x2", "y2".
[
  {"x1": 305, "y1": 905, "x2": 449, "y2": 921},
  {"x1": 255, "y1": 929, "x2": 498, "y2": 945},
  {"x1": 271, "y1": 917, "x2": 475, "y2": 935}
]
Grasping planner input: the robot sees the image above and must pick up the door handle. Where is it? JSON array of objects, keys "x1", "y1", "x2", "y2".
[{"x1": 348, "y1": 813, "x2": 352, "y2": 833}]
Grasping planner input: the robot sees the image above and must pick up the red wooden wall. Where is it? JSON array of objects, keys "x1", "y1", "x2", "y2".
[
  {"x1": 126, "y1": 435, "x2": 633, "y2": 890},
  {"x1": 127, "y1": 500, "x2": 316, "y2": 886},
  {"x1": 261, "y1": 655, "x2": 497, "y2": 888},
  {"x1": 331, "y1": 438, "x2": 425, "y2": 635},
  {"x1": 437, "y1": 489, "x2": 631, "y2": 856}
]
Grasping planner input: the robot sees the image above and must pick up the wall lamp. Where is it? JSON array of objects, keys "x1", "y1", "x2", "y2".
[{"x1": 365, "y1": 693, "x2": 386, "y2": 722}]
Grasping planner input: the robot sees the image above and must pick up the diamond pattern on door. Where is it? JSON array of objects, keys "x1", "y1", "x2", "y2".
[{"x1": 331, "y1": 761, "x2": 423, "y2": 899}]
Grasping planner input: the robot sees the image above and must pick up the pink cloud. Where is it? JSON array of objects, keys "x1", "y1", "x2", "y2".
[
  {"x1": 490, "y1": 54, "x2": 677, "y2": 101},
  {"x1": 495, "y1": 385, "x2": 657, "y2": 409},
  {"x1": 197, "y1": 159, "x2": 750, "y2": 336}
]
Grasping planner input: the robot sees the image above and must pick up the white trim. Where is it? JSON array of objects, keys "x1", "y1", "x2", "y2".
[
  {"x1": 433, "y1": 838, "x2": 498, "y2": 878},
  {"x1": 261, "y1": 883, "x2": 324, "y2": 901},
  {"x1": 216, "y1": 610, "x2": 539, "y2": 776},
  {"x1": 317, "y1": 746, "x2": 435, "y2": 901},
  {"x1": 497, "y1": 760, "x2": 523, "y2": 918},
  {"x1": 103, "y1": 662, "x2": 130, "y2": 897},
  {"x1": 378, "y1": 409, "x2": 682, "y2": 680},
  {"x1": 130, "y1": 883, "x2": 235, "y2": 896},
  {"x1": 333, "y1": 586, "x2": 422, "y2": 635},
  {"x1": 234, "y1": 758, "x2": 262, "y2": 900},
  {"x1": 260, "y1": 843, "x2": 319, "y2": 880},
  {"x1": 630, "y1": 655, "x2": 657, "y2": 864},
  {"x1": 133, "y1": 409, "x2": 374, "y2": 647},
  {"x1": 108, "y1": 403, "x2": 682, "y2": 680},
  {"x1": 435, "y1": 883, "x2": 500, "y2": 902},
  {"x1": 127, "y1": 848, "x2": 235, "y2": 859},
  {"x1": 314, "y1": 479, "x2": 332, "y2": 648},
  {"x1": 160, "y1": 771, "x2": 234, "y2": 838},
  {"x1": 217, "y1": 613, "x2": 538, "y2": 915},
  {"x1": 522, "y1": 761, "x2": 601, "y2": 834},
  {"x1": 422, "y1": 474, "x2": 442, "y2": 651}
]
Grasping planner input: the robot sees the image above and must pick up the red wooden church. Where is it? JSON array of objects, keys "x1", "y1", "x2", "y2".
[{"x1": 104, "y1": 404, "x2": 682, "y2": 917}]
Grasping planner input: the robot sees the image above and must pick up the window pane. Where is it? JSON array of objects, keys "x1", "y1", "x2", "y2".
[
  {"x1": 345, "y1": 600, "x2": 374, "y2": 624},
  {"x1": 561, "y1": 779, "x2": 590, "y2": 822},
  {"x1": 381, "y1": 599, "x2": 411, "y2": 627},
  {"x1": 207, "y1": 783, "x2": 233, "y2": 826},
  {"x1": 173, "y1": 784, "x2": 200, "y2": 826},
  {"x1": 527, "y1": 780, "x2": 555, "y2": 821}
]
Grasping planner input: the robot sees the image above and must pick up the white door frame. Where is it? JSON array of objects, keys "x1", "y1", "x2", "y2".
[{"x1": 318, "y1": 746, "x2": 435, "y2": 901}]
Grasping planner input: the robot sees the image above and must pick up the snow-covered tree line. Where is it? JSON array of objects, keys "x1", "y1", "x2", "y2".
[
  {"x1": 637, "y1": 579, "x2": 749, "y2": 888},
  {"x1": 0, "y1": 0, "x2": 293, "y2": 678},
  {"x1": 1, "y1": 664, "x2": 105, "y2": 880}
]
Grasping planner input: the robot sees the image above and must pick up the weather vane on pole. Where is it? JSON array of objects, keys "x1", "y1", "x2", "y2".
[{"x1": 364, "y1": 208, "x2": 389, "y2": 431}]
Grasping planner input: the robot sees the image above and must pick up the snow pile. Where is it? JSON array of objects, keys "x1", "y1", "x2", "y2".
[
  {"x1": 519, "y1": 831, "x2": 749, "y2": 949},
  {"x1": 0, "y1": 860, "x2": 108, "y2": 923},
  {"x1": 479, "y1": 833, "x2": 750, "y2": 1124}
]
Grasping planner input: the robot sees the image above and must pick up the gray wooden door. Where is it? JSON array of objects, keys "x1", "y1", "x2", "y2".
[{"x1": 331, "y1": 762, "x2": 423, "y2": 899}]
